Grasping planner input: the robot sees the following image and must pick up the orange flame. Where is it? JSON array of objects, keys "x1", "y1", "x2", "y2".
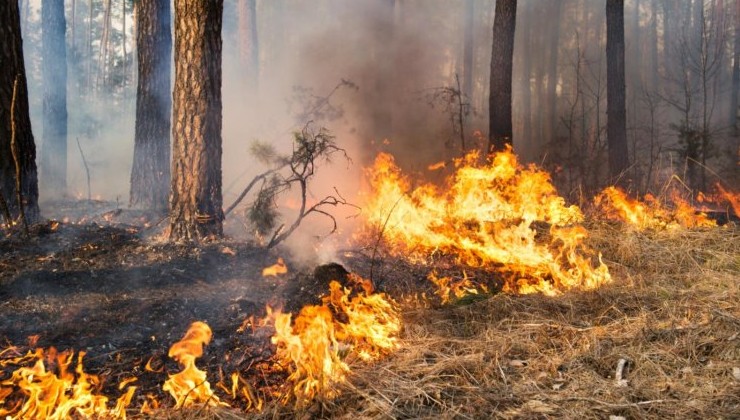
[
  {"x1": 271, "y1": 275, "x2": 400, "y2": 404},
  {"x1": 0, "y1": 348, "x2": 135, "y2": 419},
  {"x1": 715, "y1": 183, "x2": 740, "y2": 217},
  {"x1": 360, "y1": 148, "x2": 610, "y2": 297},
  {"x1": 162, "y1": 321, "x2": 225, "y2": 408},
  {"x1": 594, "y1": 186, "x2": 716, "y2": 229},
  {"x1": 262, "y1": 257, "x2": 288, "y2": 277}
]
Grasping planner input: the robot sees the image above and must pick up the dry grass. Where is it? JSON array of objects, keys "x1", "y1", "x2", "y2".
[{"x1": 149, "y1": 224, "x2": 740, "y2": 419}]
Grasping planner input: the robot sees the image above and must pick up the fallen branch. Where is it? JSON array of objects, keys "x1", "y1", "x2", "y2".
[{"x1": 224, "y1": 167, "x2": 280, "y2": 217}]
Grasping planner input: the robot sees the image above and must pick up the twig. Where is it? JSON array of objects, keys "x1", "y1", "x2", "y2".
[
  {"x1": 10, "y1": 76, "x2": 29, "y2": 238},
  {"x1": 76, "y1": 137, "x2": 91, "y2": 201},
  {"x1": 369, "y1": 196, "x2": 403, "y2": 283}
]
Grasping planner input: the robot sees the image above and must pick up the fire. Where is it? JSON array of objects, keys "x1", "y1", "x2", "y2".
[
  {"x1": 262, "y1": 257, "x2": 288, "y2": 277},
  {"x1": 162, "y1": 321, "x2": 225, "y2": 408},
  {"x1": 594, "y1": 186, "x2": 716, "y2": 229},
  {"x1": 360, "y1": 148, "x2": 610, "y2": 296},
  {"x1": 271, "y1": 275, "x2": 400, "y2": 404},
  {"x1": 0, "y1": 347, "x2": 135, "y2": 419},
  {"x1": 715, "y1": 183, "x2": 740, "y2": 217}
]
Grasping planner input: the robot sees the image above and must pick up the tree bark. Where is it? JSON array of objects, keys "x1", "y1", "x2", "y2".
[
  {"x1": 238, "y1": 0, "x2": 259, "y2": 93},
  {"x1": 0, "y1": 1, "x2": 40, "y2": 222},
  {"x1": 169, "y1": 0, "x2": 224, "y2": 241},
  {"x1": 606, "y1": 0, "x2": 630, "y2": 182},
  {"x1": 489, "y1": 0, "x2": 517, "y2": 152},
  {"x1": 41, "y1": 0, "x2": 68, "y2": 197},
  {"x1": 130, "y1": 0, "x2": 171, "y2": 210}
]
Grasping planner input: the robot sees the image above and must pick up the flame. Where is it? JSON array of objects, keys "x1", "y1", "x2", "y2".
[
  {"x1": 427, "y1": 161, "x2": 446, "y2": 171},
  {"x1": 360, "y1": 148, "x2": 610, "y2": 297},
  {"x1": 270, "y1": 275, "x2": 400, "y2": 404},
  {"x1": 715, "y1": 183, "x2": 740, "y2": 216},
  {"x1": 428, "y1": 271, "x2": 482, "y2": 303},
  {"x1": 594, "y1": 186, "x2": 716, "y2": 229},
  {"x1": 162, "y1": 321, "x2": 225, "y2": 408},
  {"x1": 0, "y1": 348, "x2": 135, "y2": 419},
  {"x1": 262, "y1": 257, "x2": 288, "y2": 277}
]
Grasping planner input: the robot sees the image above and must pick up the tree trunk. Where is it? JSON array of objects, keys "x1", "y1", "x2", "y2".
[
  {"x1": 41, "y1": 0, "x2": 68, "y2": 197},
  {"x1": 519, "y1": 2, "x2": 531, "y2": 146},
  {"x1": 606, "y1": 0, "x2": 630, "y2": 182},
  {"x1": 731, "y1": 0, "x2": 740, "y2": 134},
  {"x1": 650, "y1": 0, "x2": 659, "y2": 88},
  {"x1": 169, "y1": 0, "x2": 224, "y2": 242},
  {"x1": 238, "y1": 0, "x2": 259, "y2": 93},
  {"x1": 130, "y1": 0, "x2": 171, "y2": 210},
  {"x1": 546, "y1": 0, "x2": 563, "y2": 143},
  {"x1": 462, "y1": 0, "x2": 474, "y2": 100},
  {"x1": 0, "y1": 1, "x2": 40, "y2": 222},
  {"x1": 489, "y1": 0, "x2": 517, "y2": 152}
]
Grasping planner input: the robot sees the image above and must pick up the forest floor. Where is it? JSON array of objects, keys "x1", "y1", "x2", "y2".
[{"x1": 0, "y1": 199, "x2": 738, "y2": 419}]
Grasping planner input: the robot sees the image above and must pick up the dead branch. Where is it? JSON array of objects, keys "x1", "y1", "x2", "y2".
[
  {"x1": 225, "y1": 167, "x2": 280, "y2": 217},
  {"x1": 10, "y1": 76, "x2": 29, "y2": 237},
  {"x1": 76, "y1": 137, "x2": 91, "y2": 201}
]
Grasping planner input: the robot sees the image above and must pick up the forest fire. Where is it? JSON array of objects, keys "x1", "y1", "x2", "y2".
[
  {"x1": 162, "y1": 322, "x2": 224, "y2": 408},
  {"x1": 0, "y1": 275, "x2": 399, "y2": 417},
  {"x1": 360, "y1": 148, "x2": 611, "y2": 297},
  {"x1": 595, "y1": 186, "x2": 720, "y2": 230},
  {"x1": 0, "y1": 348, "x2": 134, "y2": 419},
  {"x1": 271, "y1": 274, "x2": 400, "y2": 404}
]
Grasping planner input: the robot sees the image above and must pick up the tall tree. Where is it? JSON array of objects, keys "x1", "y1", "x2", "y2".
[
  {"x1": 238, "y1": 0, "x2": 259, "y2": 93},
  {"x1": 731, "y1": 0, "x2": 740, "y2": 134},
  {"x1": 462, "y1": 0, "x2": 474, "y2": 100},
  {"x1": 0, "y1": 1, "x2": 40, "y2": 222},
  {"x1": 41, "y1": 0, "x2": 68, "y2": 197},
  {"x1": 489, "y1": 0, "x2": 517, "y2": 152},
  {"x1": 546, "y1": 0, "x2": 563, "y2": 143},
  {"x1": 606, "y1": 0, "x2": 629, "y2": 181},
  {"x1": 130, "y1": 0, "x2": 172, "y2": 210},
  {"x1": 169, "y1": 0, "x2": 224, "y2": 241}
]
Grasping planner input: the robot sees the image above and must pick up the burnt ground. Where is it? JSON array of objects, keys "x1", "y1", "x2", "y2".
[{"x1": 0, "y1": 199, "x2": 426, "y2": 411}]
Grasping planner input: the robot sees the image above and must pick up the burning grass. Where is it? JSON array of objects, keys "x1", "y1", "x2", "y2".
[{"x1": 279, "y1": 225, "x2": 739, "y2": 419}]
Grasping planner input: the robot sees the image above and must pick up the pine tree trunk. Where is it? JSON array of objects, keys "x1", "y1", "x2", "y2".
[
  {"x1": 169, "y1": 0, "x2": 224, "y2": 242},
  {"x1": 41, "y1": 0, "x2": 68, "y2": 197},
  {"x1": 0, "y1": 1, "x2": 40, "y2": 222},
  {"x1": 606, "y1": 0, "x2": 630, "y2": 182},
  {"x1": 488, "y1": 0, "x2": 517, "y2": 151},
  {"x1": 238, "y1": 0, "x2": 259, "y2": 93},
  {"x1": 130, "y1": 0, "x2": 171, "y2": 210}
]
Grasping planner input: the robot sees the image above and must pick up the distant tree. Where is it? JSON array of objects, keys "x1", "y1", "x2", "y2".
[
  {"x1": 41, "y1": 0, "x2": 68, "y2": 197},
  {"x1": 169, "y1": 0, "x2": 224, "y2": 241},
  {"x1": 731, "y1": 0, "x2": 740, "y2": 135},
  {"x1": 0, "y1": 1, "x2": 40, "y2": 223},
  {"x1": 606, "y1": 0, "x2": 629, "y2": 182},
  {"x1": 130, "y1": 0, "x2": 171, "y2": 210},
  {"x1": 462, "y1": 0, "x2": 474, "y2": 101},
  {"x1": 489, "y1": 0, "x2": 517, "y2": 152},
  {"x1": 238, "y1": 0, "x2": 259, "y2": 93}
]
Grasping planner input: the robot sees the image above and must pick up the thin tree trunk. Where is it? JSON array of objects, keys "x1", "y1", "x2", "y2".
[
  {"x1": 650, "y1": 0, "x2": 659, "y2": 88},
  {"x1": 547, "y1": 0, "x2": 562, "y2": 143},
  {"x1": 519, "y1": 2, "x2": 531, "y2": 145},
  {"x1": 238, "y1": 0, "x2": 259, "y2": 93},
  {"x1": 41, "y1": 0, "x2": 68, "y2": 197},
  {"x1": 122, "y1": 0, "x2": 127, "y2": 89},
  {"x1": 0, "y1": 1, "x2": 40, "y2": 222},
  {"x1": 170, "y1": 0, "x2": 224, "y2": 241},
  {"x1": 130, "y1": 0, "x2": 171, "y2": 210},
  {"x1": 606, "y1": 0, "x2": 630, "y2": 182},
  {"x1": 462, "y1": 0, "x2": 474, "y2": 100},
  {"x1": 731, "y1": 0, "x2": 740, "y2": 134},
  {"x1": 489, "y1": 0, "x2": 517, "y2": 151}
]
